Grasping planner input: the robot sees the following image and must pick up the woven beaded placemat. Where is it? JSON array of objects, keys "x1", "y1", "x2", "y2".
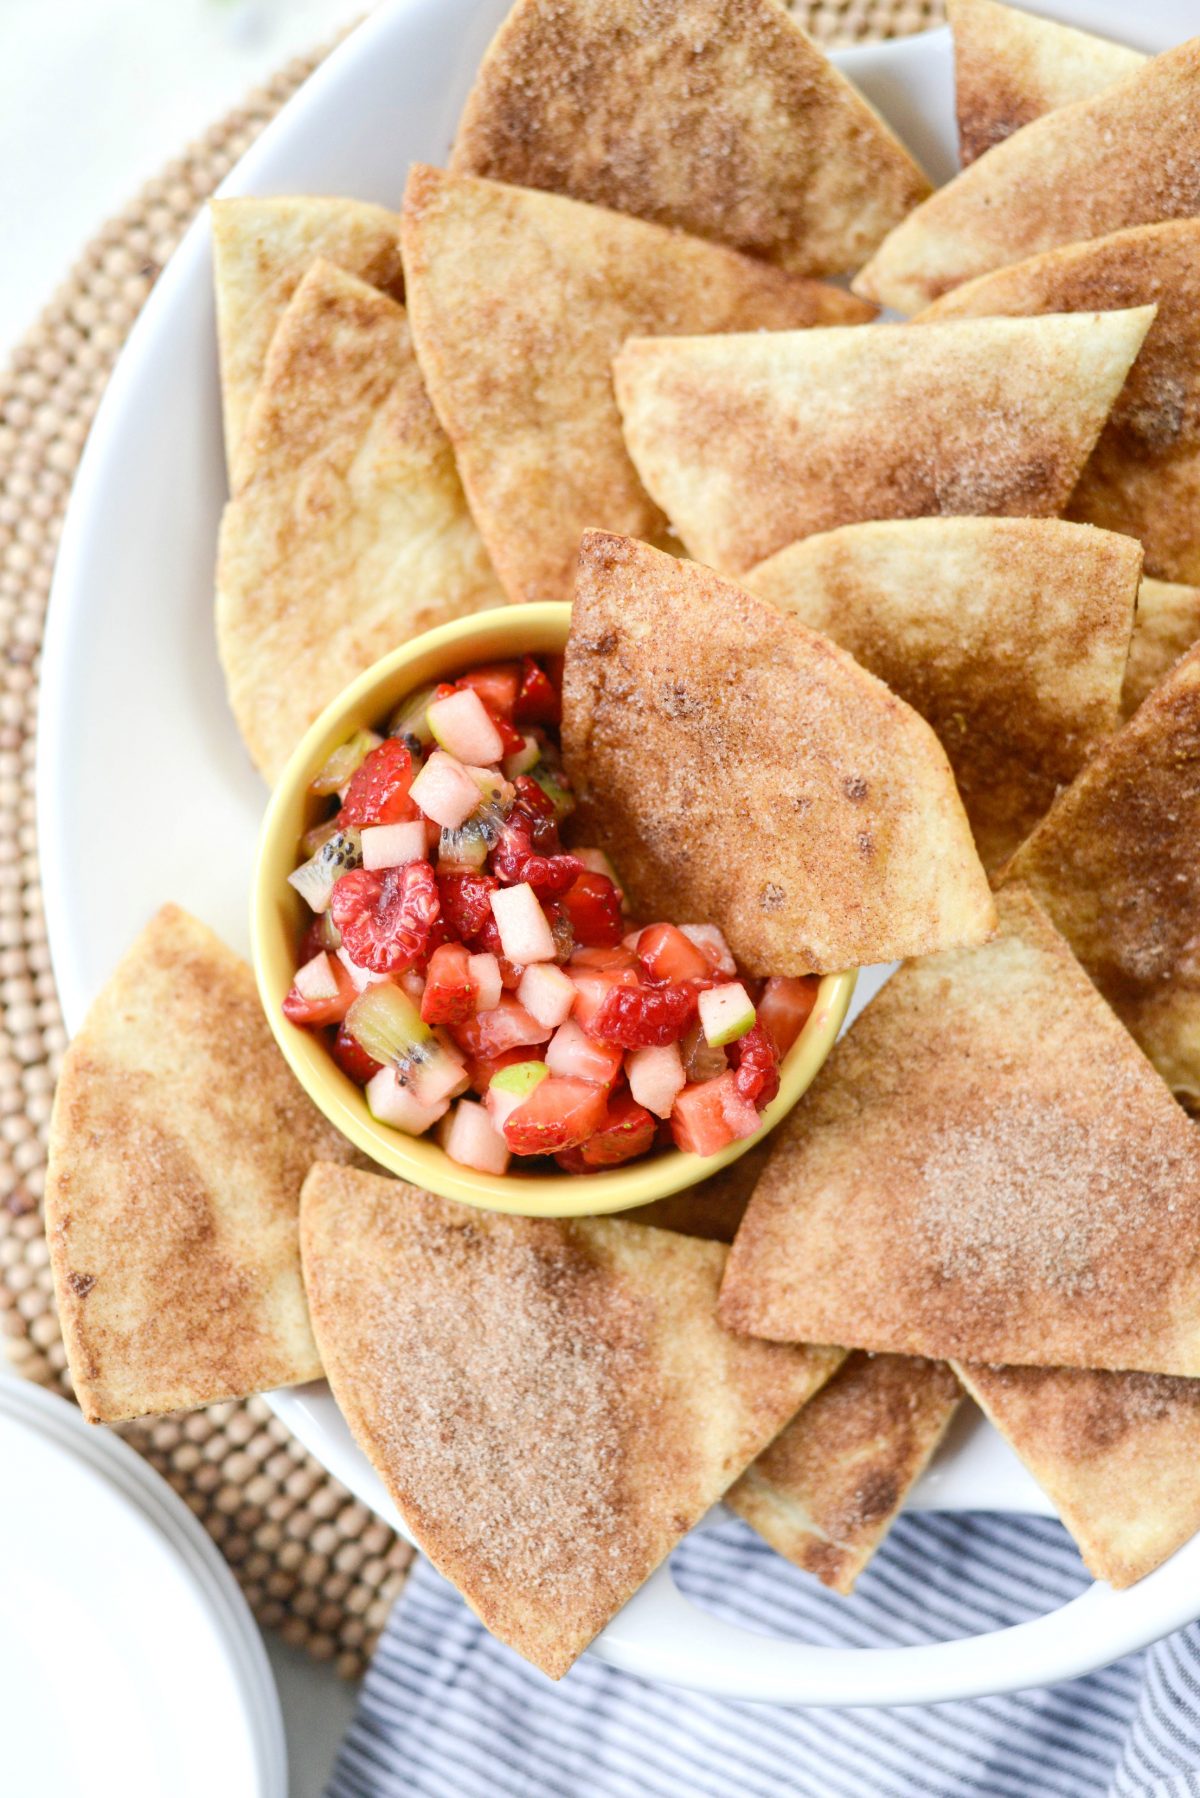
[{"x1": 0, "y1": 0, "x2": 943, "y2": 1680}]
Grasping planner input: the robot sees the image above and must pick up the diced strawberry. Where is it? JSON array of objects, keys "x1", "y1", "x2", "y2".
[
  {"x1": 545, "y1": 1018, "x2": 624, "y2": 1087},
  {"x1": 282, "y1": 953, "x2": 358, "y2": 1027},
  {"x1": 576, "y1": 1090, "x2": 657, "y2": 1167},
  {"x1": 338, "y1": 739, "x2": 417, "y2": 828},
  {"x1": 487, "y1": 708, "x2": 527, "y2": 757},
  {"x1": 569, "y1": 944, "x2": 639, "y2": 974},
  {"x1": 513, "y1": 656, "x2": 561, "y2": 726},
  {"x1": 420, "y1": 943, "x2": 475, "y2": 1025},
  {"x1": 757, "y1": 975, "x2": 820, "y2": 1058},
  {"x1": 456, "y1": 662, "x2": 520, "y2": 720},
  {"x1": 552, "y1": 1146, "x2": 596, "y2": 1175},
  {"x1": 558, "y1": 873, "x2": 624, "y2": 947},
  {"x1": 671, "y1": 1073, "x2": 760, "y2": 1157},
  {"x1": 464, "y1": 1045, "x2": 533, "y2": 1097},
  {"x1": 503, "y1": 1076, "x2": 607, "y2": 1154},
  {"x1": 590, "y1": 981, "x2": 698, "y2": 1048},
  {"x1": 636, "y1": 921, "x2": 711, "y2": 984},
  {"x1": 512, "y1": 774, "x2": 559, "y2": 833},
  {"x1": 437, "y1": 872, "x2": 499, "y2": 942},
  {"x1": 728, "y1": 1024, "x2": 781, "y2": 1108},
  {"x1": 330, "y1": 1022, "x2": 383, "y2": 1086},
  {"x1": 330, "y1": 861, "x2": 440, "y2": 975},
  {"x1": 569, "y1": 966, "x2": 640, "y2": 1032},
  {"x1": 450, "y1": 995, "x2": 549, "y2": 1059}
]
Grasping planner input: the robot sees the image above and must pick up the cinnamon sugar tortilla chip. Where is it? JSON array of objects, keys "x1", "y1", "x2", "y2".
[
  {"x1": 399, "y1": 164, "x2": 872, "y2": 605},
  {"x1": 44, "y1": 906, "x2": 364, "y2": 1425},
  {"x1": 727, "y1": 1355, "x2": 962, "y2": 1594},
  {"x1": 562, "y1": 532, "x2": 995, "y2": 974},
  {"x1": 920, "y1": 222, "x2": 1200, "y2": 584},
  {"x1": 745, "y1": 516, "x2": 1142, "y2": 869},
  {"x1": 719, "y1": 885, "x2": 1200, "y2": 1375},
  {"x1": 210, "y1": 196, "x2": 405, "y2": 473},
  {"x1": 1004, "y1": 641, "x2": 1200, "y2": 1102},
  {"x1": 613, "y1": 309, "x2": 1154, "y2": 576},
  {"x1": 299, "y1": 1164, "x2": 839, "y2": 1679},
  {"x1": 216, "y1": 260, "x2": 502, "y2": 783},
  {"x1": 956, "y1": 1362, "x2": 1200, "y2": 1587},
  {"x1": 947, "y1": 0, "x2": 1142, "y2": 167},
  {"x1": 1123, "y1": 577, "x2": 1200, "y2": 716},
  {"x1": 855, "y1": 40, "x2": 1200, "y2": 314},
  {"x1": 450, "y1": 0, "x2": 930, "y2": 277}
]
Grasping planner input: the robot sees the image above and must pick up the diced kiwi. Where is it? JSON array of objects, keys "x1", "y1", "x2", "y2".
[
  {"x1": 388, "y1": 684, "x2": 437, "y2": 755},
  {"x1": 344, "y1": 985, "x2": 430, "y2": 1066},
  {"x1": 527, "y1": 762, "x2": 575, "y2": 822},
  {"x1": 439, "y1": 822, "x2": 490, "y2": 871},
  {"x1": 502, "y1": 734, "x2": 540, "y2": 779},
  {"x1": 288, "y1": 828, "x2": 363, "y2": 912},
  {"x1": 309, "y1": 729, "x2": 381, "y2": 798}
]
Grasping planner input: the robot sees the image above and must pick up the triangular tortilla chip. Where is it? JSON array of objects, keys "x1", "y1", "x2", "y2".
[
  {"x1": 399, "y1": 165, "x2": 873, "y2": 605},
  {"x1": 948, "y1": 0, "x2": 1143, "y2": 167},
  {"x1": 614, "y1": 309, "x2": 1154, "y2": 576},
  {"x1": 855, "y1": 40, "x2": 1200, "y2": 314},
  {"x1": 564, "y1": 532, "x2": 995, "y2": 974},
  {"x1": 727, "y1": 1355, "x2": 962, "y2": 1594},
  {"x1": 1124, "y1": 577, "x2": 1200, "y2": 716},
  {"x1": 920, "y1": 223, "x2": 1200, "y2": 584},
  {"x1": 299, "y1": 1164, "x2": 838, "y2": 1679},
  {"x1": 719, "y1": 885, "x2": 1200, "y2": 1374},
  {"x1": 956, "y1": 1361, "x2": 1200, "y2": 1587},
  {"x1": 449, "y1": 0, "x2": 930, "y2": 277},
  {"x1": 216, "y1": 260, "x2": 502, "y2": 783},
  {"x1": 745, "y1": 516, "x2": 1141, "y2": 869},
  {"x1": 1005, "y1": 641, "x2": 1200, "y2": 1102},
  {"x1": 211, "y1": 196, "x2": 405, "y2": 472},
  {"x1": 44, "y1": 905, "x2": 363, "y2": 1424}
]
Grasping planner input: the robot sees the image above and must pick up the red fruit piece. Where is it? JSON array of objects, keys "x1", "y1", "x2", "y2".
[
  {"x1": 437, "y1": 872, "x2": 499, "y2": 943},
  {"x1": 757, "y1": 975, "x2": 820, "y2": 1058},
  {"x1": 513, "y1": 774, "x2": 559, "y2": 832},
  {"x1": 591, "y1": 981, "x2": 698, "y2": 1048},
  {"x1": 503, "y1": 1077, "x2": 607, "y2": 1155},
  {"x1": 457, "y1": 661, "x2": 520, "y2": 720},
  {"x1": 421, "y1": 943, "x2": 476, "y2": 1025},
  {"x1": 281, "y1": 954, "x2": 358, "y2": 1028},
  {"x1": 339, "y1": 738, "x2": 417, "y2": 828},
  {"x1": 451, "y1": 995, "x2": 548, "y2": 1059},
  {"x1": 728, "y1": 1024, "x2": 781, "y2": 1109},
  {"x1": 491, "y1": 810, "x2": 582, "y2": 897},
  {"x1": 636, "y1": 921, "x2": 710, "y2": 984},
  {"x1": 330, "y1": 1022, "x2": 382, "y2": 1086},
  {"x1": 577, "y1": 1090, "x2": 657, "y2": 1167},
  {"x1": 558, "y1": 873, "x2": 623, "y2": 947},
  {"x1": 671, "y1": 1073, "x2": 759, "y2": 1156},
  {"x1": 331, "y1": 861, "x2": 440, "y2": 975},
  {"x1": 513, "y1": 655, "x2": 561, "y2": 726},
  {"x1": 570, "y1": 945, "x2": 638, "y2": 973}
]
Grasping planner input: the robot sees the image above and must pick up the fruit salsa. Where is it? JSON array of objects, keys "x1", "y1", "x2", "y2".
[{"x1": 281, "y1": 654, "x2": 818, "y2": 1176}]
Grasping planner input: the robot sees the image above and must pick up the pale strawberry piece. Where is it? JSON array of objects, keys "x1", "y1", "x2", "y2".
[
  {"x1": 671, "y1": 1073, "x2": 760, "y2": 1157},
  {"x1": 569, "y1": 967, "x2": 638, "y2": 1031},
  {"x1": 637, "y1": 922, "x2": 710, "y2": 984},
  {"x1": 518, "y1": 962, "x2": 576, "y2": 1030},
  {"x1": 489, "y1": 882, "x2": 556, "y2": 964},
  {"x1": 365, "y1": 1068, "x2": 449, "y2": 1135},
  {"x1": 409, "y1": 750, "x2": 482, "y2": 829},
  {"x1": 440, "y1": 1098, "x2": 511, "y2": 1174},
  {"x1": 626, "y1": 1042, "x2": 686, "y2": 1119},
  {"x1": 503, "y1": 1077, "x2": 608, "y2": 1155},
  {"x1": 545, "y1": 1019, "x2": 623, "y2": 1087},
  {"x1": 451, "y1": 995, "x2": 549, "y2": 1059},
  {"x1": 757, "y1": 975, "x2": 820, "y2": 1057},
  {"x1": 680, "y1": 923, "x2": 737, "y2": 976}
]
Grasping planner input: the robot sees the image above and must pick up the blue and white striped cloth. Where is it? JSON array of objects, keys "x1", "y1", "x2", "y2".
[{"x1": 328, "y1": 1514, "x2": 1200, "y2": 1797}]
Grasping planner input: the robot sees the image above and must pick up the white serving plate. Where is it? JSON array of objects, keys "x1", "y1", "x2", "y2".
[
  {"x1": 37, "y1": 0, "x2": 1200, "y2": 1705},
  {"x1": 0, "y1": 1379, "x2": 285, "y2": 1796}
]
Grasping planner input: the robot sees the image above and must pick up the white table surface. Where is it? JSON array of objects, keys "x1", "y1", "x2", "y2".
[{"x1": 4, "y1": 4, "x2": 376, "y2": 1791}]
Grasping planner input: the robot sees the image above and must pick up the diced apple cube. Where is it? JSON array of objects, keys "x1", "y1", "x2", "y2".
[
  {"x1": 468, "y1": 952, "x2": 503, "y2": 1014},
  {"x1": 426, "y1": 687, "x2": 505, "y2": 765},
  {"x1": 489, "y1": 882, "x2": 555, "y2": 964},
  {"x1": 410, "y1": 1037, "x2": 470, "y2": 1108},
  {"x1": 440, "y1": 1098, "x2": 511, "y2": 1174},
  {"x1": 365, "y1": 1068, "x2": 448, "y2": 1135},
  {"x1": 337, "y1": 945, "x2": 391, "y2": 993},
  {"x1": 293, "y1": 951, "x2": 340, "y2": 1002},
  {"x1": 362, "y1": 819, "x2": 428, "y2": 871},
  {"x1": 409, "y1": 749, "x2": 483, "y2": 829},
  {"x1": 627, "y1": 1042, "x2": 686, "y2": 1119},
  {"x1": 699, "y1": 982, "x2": 757, "y2": 1047},
  {"x1": 518, "y1": 962, "x2": 576, "y2": 1030},
  {"x1": 545, "y1": 1018, "x2": 623, "y2": 1086},
  {"x1": 681, "y1": 923, "x2": 737, "y2": 975}
]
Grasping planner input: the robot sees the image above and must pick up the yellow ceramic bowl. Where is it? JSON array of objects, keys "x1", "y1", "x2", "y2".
[{"x1": 252, "y1": 603, "x2": 856, "y2": 1217}]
